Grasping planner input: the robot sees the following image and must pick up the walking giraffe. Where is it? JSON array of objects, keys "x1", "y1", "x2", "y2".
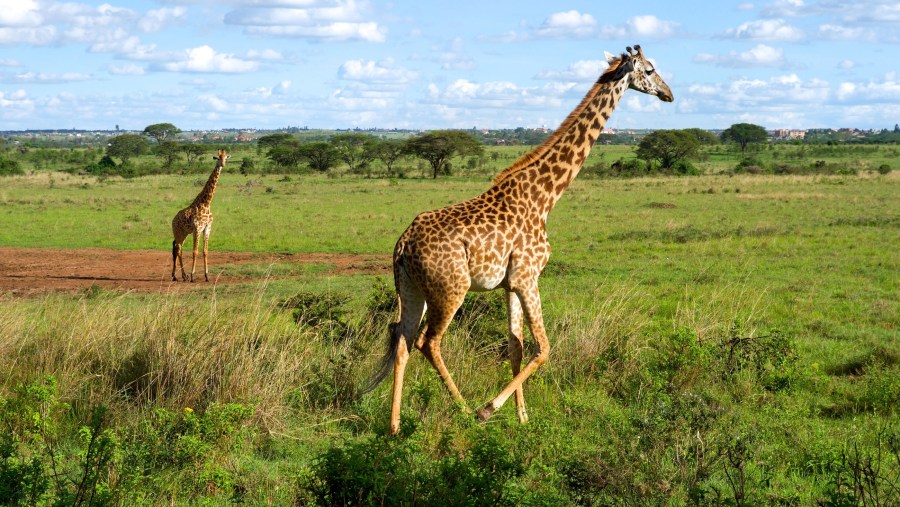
[
  {"x1": 365, "y1": 46, "x2": 674, "y2": 435},
  {"x1": 171, "y1": 149, "x2": 228, "y2": 282}
]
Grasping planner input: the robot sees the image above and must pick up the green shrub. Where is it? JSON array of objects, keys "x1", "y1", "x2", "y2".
[
  {"x1": 0, "y1": 158, "x2": 24, "y2": 176},
  {"x1": 877, "y1": 163, "x2": 892, "y2": 174}
]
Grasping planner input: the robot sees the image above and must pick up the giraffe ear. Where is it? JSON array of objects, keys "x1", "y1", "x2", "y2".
[{"x1": 604, "y1": 51, "x2": 617, "y2": 64}]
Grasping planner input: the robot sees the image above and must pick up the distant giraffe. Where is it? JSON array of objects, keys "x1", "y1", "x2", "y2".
[
  {"x1": 365, "y1": 45, "x2": 674, "y2": 435},
  {"x1": 171, "y1": 149, "x2": 228, "y2": 282}
]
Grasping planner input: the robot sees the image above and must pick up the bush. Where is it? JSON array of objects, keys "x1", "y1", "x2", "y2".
[
  {"x1": 672, "y1": 159, "x2": 700, "y2": 175},
  {"x1": 734, "y1": 156, "x2": 766, "y2": 174},
  {"x1": 877, "y1": 163, "x2": 892, "y2": 175},
  {"x1": 0, "y1": 158, "x2": 24, "y2": 176}
]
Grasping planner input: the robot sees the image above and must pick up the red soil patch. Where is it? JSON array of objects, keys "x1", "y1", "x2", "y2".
[{"x1": 0, "y1": 247, "x2": 390, "y2": 296}]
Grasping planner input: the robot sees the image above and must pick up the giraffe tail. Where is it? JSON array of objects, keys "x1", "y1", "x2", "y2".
[
  {"x1": 360, "y1": 319, "x2": 402, "y2": 394},
  {"x1": 171, "y1": 240, "x2": 178, "y2": 259}
]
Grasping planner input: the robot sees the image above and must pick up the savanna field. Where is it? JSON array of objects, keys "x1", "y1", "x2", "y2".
[{"x1": 0, "y1": 143, "x2": 898, "y2": 505}]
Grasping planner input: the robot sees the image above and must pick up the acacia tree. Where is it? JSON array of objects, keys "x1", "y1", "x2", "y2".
[
  {"x1": 371, "y1": 139, "x2": 408, "y2": 176},
  {"x1": 330, "y1": 133, "x2": 376, "y2": 175},
  {"x1": 180, "y1": 144, "x2": 208, "y2": 166},
  {"x1": 157, "y1": 140, "x2": 181, "y2": 169},
  {"x1": 298, "y1": 142, "x2": 340, "y2": 172},
  {"x1": 636, "y1": 130, "x2": 700, "y2": 170},
  {"x1": 681, "y1": 128, "x2": 719, "y2": 145},
  {"x1": 143, "y1": 123, "x2": 181, "y2": 144},
  {"x1": 107, "y1": 134, "x2": 148, "y2": 164},
  {"x1": 257, "y1": 133, "x2": 297, "y2": 154},
  {"x1": 720, "y1": 123, "x2": 767, "y2": 156},
  {"x1": 405, "y1": 130, "x2": 483, "y2": 179}
]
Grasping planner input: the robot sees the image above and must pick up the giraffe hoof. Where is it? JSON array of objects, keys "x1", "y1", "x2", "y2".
[{"x1": 476, "y1": 405, "x2": 495, "y2": 421}]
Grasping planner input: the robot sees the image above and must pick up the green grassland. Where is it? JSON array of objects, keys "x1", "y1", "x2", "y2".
[{"x1": 0, "y1": 147, "x2": 898, "y2": 504}]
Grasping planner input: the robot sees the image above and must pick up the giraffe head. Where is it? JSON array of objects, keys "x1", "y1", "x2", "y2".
[
  {"x1": 213, "y1": 149, "x2": 229, "y2": 167},
  {"x1": 601, "y1": 44, "x2": 673, "y2": 102}
]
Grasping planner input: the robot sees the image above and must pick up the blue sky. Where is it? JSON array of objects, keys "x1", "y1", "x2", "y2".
[{"x1": 1, "y1": 0, "x2": 898, "y2": 131}]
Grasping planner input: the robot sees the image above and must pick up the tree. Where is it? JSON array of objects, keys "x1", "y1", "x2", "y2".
[
  {"x1": 370, "y1": 139, "x2": 408, "y2": 177},
  {"x1": 330, "y1": 133, "x2": 376, "y2": 175},
  {"x1": 636, "y1": 130, "x2": 701, "y2": 170},
  {"x1": 405, "y1": 130, "x2": 483, "y2": 179},
  {"x1": 156, "y1": 140, "x2": 181, "y2": 169},
  {"x1": 257, "y1": 133, "x2": 297, "y2": 154},
  {"x1": 267, "y1": 144, "x2": 305, "y2": 169},
  {"x1": 681, "y1": 128, "x2": 719, "y2": 145},
  {"x1": 180, "y1": 144, "x2": 208, "y2": 166},
  {"x1": 143, "y1": 123, "x2": 181, "y2": 144},
  {"x1": 720, "y1": 123, "x2": 767, "y2": 156},
  {"x1": 107, "y1": 134, "x2": 147, "y2": 164},
  {"x1": 298, "y1": 142, "x2": 340, "y2": 172}
]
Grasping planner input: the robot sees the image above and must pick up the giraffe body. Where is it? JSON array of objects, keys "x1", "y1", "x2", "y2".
[
  {"x1": 366, "y1": 46, "x2": 673, "y2": 435},
  {"x1": 171, "y1": 149, "x2": 228, "y2": 282}
]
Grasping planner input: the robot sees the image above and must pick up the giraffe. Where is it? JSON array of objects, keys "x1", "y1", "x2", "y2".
[
  {"x1": 365, "y1": 45, "x2": 674, "y2": 435},
  {"x1": 171, "y1": 149, "x2": 228, "y2": 282}
]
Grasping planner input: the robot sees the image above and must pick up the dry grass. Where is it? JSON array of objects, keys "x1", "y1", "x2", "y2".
[{"x1": 0, "y1": 284, "x2": 368, "y2": 431}]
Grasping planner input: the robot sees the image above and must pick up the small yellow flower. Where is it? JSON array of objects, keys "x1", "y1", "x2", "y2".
[{"x1": 184, "y1": 407, "x2": 193, "y2": 413}]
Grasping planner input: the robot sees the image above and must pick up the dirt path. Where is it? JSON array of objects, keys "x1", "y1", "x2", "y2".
[{"x1": 0, "y1": 247, "x2": 390, "y2": 296}]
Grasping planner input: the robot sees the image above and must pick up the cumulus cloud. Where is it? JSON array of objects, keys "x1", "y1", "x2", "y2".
[
  {"x1": 0, "y1": 0, "x2": 42, "y2": 27},
  {"x1": 338, "y1": 58, "x2": 416, "y2": 83},
  {"x1": 600, "y1": 15, "x2": 680, "y2": 39},
  {"x1": 836, "y1": 73, "x2": 900, "y2": 102},
  {"x1": 720, "y1": 18, "x2": 805, "y2": 41},
  {"x1": 224, "y1": 1, "x2": 386, "y2": 42},
  {"x1": 137, "y1": 7, "x2": 186, "y2": 33},
  {"x1": 535, "y1": 60, "x2": 607, "y2": 80},
  {"x1": 493, "y1": 12, "x2": 678, "y2": 42},
  {"x1": 156, "y1": 45, "x2": 259, "y2": 73},
  {"x1": 534, "y1": 10, "x2": 597, "y2": 38},
  {"x1": 2, "y1": 71, "x2": 92, "y2": 83},
  {"x1": 107, "y1": 63, "x2": 146, "y2": 75},
  {"x1": 817, "y1": 24, "x2": 872, "y2": 41},
  {"x1": 694, "y1": 44, "x2": 787, "y2": 68}
]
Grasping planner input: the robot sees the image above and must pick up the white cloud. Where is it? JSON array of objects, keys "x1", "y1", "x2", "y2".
[
  {"x1": 137, "y1": 7, "x2": 186, "y2": 33},
  {"x1": 0, "y1": 26, "x2": 57, "y2": 45},
  {"x1": 0, "y1": 59, "x2": 22, "y2": 67},
  {"x1": 338, "y1": 58, "x2": 416, "y2": 83},
  {"x1": 721, "y1": 18, "x2": 805, "y2": 41},
  {"x1": 245, "y1": 49, "x2": 284, "y2": 61},
  {"x1": 624, "y1": 95, "x2": 662, "y2": 113},
  {"x1": 0, "y1": 0, "x2": 41, "y2": 27},
  {"x1": 224, "y1": 1, "x2": 386, "y2": 42},
  {"x1": 107, "y1": 63, "x2": 146, "y2": 75},
  {"x1": 2, "y1": 71, "x2": 92, "y2": 83},
  {"x1": 598, "y1": 15, "x2": 680, "y2": 39},
  {"x1": 535, "y1": 60, "x2": 607, "y2": 80},
  {"x1": 737, "y1": 3, "x2": 755, "y2": 11},
  {"x1": 535, "y1": 10, "x2": 597, "y2": 38},
  {"x1": 817, "y1": 24, "x2": 871, "y2": 41},
  {"x1": 836, "y1": 73, "x2": 900, "y2": 102},
  {"x1": 0, "y1": 89, "x2": 34, "y2": 119},
  {"x1": 760, "y1": 0, "x2": 808, "y2": 18},
  {"x1": 694, "y1": 44, "x2": 787, "y2": 68},
  {"x1": 838, "y1": 59, "x2": 856, "y2": 71},
  {"x1": 157, "y1": 45, "x2": 259, "y2": 73}
]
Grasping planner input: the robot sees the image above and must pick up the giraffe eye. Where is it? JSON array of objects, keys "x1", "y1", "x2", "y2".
[{"x1": 646, "y1": 68, "x2": 655, "y2": 75}]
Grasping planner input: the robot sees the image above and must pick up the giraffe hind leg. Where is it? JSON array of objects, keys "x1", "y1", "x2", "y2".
[
  {"x1": 202, "y1": 225, "x2": 211, "y2": 282},
  {"x1": 388, "y1": 291, "x2": 426, "y2": 435},
  {"x1": 506, "y1": 290, "x2": 528, "y2": 424},
  {"x1": 416, "y1": 293, "x2": 468, "y2": 408}
]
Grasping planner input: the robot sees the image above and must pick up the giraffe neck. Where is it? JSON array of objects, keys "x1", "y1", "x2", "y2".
[
  {"x1": 491, "y1": 78, "x2": 628, "y2": 217},
  {"x1": 191, "y1": 163, "x2": 223, "y2": 208}
]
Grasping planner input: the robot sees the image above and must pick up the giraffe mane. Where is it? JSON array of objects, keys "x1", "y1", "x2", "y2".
[{"x1": 491, "y1": 55, "x2": 629, "y2": 186}]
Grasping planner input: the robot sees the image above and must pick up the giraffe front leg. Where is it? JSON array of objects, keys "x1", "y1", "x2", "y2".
[
  {"x1": 478, "y1": 282, "x2": 549, "y2": 421},
  {"x1": 506, "y1": 290, "x2": 528, "y2": 424},
  {"x1": 202, "y1": 225, "x2": 211, "y2": 282},
  {"x1": 189, "y1": 232, "x2": 199, "y2": 282}
]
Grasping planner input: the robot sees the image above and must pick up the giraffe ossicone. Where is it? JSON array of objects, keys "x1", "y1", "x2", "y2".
[
  {"x1": 364, "y1": 45, "x2": 674, "y2": 435},
  {"x1": 171, "y1": 149, "x2": 228, "y2": 283}
]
